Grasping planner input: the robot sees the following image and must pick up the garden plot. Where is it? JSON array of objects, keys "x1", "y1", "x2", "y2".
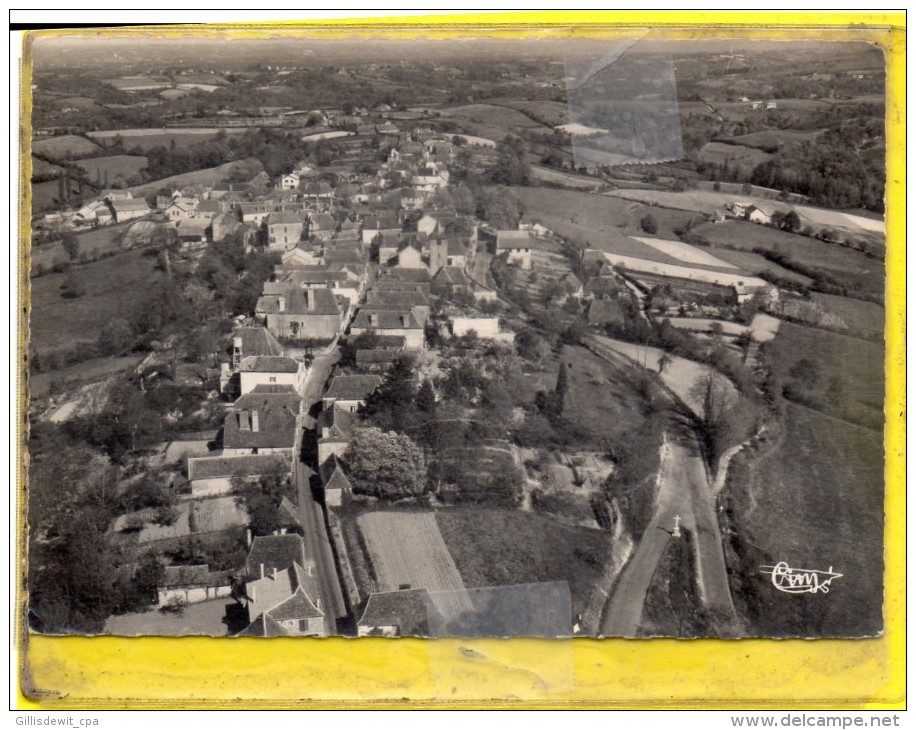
[
  {"x1": 631, "y1": 236, "x2": 739, "y2": 270},
  {"x1": 357, "y1": 511, "x2": 472, "y2": 619}
]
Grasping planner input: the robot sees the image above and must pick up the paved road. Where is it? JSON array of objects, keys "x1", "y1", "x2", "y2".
[
  {"x1": 291, "y1": 342, "x2": 346, "y2": 633},
  {"x1": 599, "y1": 433, "x2": 736, "y2": 637}
]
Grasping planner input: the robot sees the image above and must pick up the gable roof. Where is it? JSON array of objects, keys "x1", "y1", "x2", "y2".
[
  {"x1": 324, "y1": 374, "x2": 383, "y2": 401},
  {"x1": 188, "y1": 453, "x2": 290, "y2": 482},
  {"x1": 317, "y1": 406, "x2": 354, "y2": 440},
  {"x1": 234, "y1": 326, "x2": 285, "y2": 359},
  {"x1": 256, "y1": 285, "x2": 342, "y2": 317},
  {"x1": 432, "y1": 266, "x2": 471, "y2": 286},
  {"x1": 239, "y1": 355, "x2": 300, "y2": 374},
  {"x1": 246, "y1": 534, "x2": 307, "y2": 580},
  {"x1": 381, "y1": 267, "x2": 431, "y2": 284},
  {"x1": 222, "y1": 392, "x2": 301, "y2": 450},
  {"x1": 357, "y1": 588, "x2": 431, "y2": 636},
  {"x1": 351, "y1": 309, "x2": 422, "y2": 331},
  {"x1": 237, "y1": 611, "x2": 287, "y2": 637},
  {"x1": 111, "y1": 199, "x2": 151, "y2": 213},
  {"x1": 267, "y1": 211, "x2": 304, "y2": 226},
  {"x1": 250, "y1": 384, "x2": 298, "y2": 395}
]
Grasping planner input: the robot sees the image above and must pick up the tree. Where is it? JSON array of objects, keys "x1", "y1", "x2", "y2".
[
  {"x1": 491, "y1": 135, "x2": 531, "y2": 186},
  {"x1": 344, "y1": 427, "x2": 427, "y2": 500},
  {"x1": 60, "y1": 269, "x2": 86, "y2": 299},
  {"x1": 232, "y1": 463, "x2": 292, "y2": 537},
  {"x1": 683, "y1": 372, "x2": 742, "y2": 469},
  {"x1": 416, "y1": 379, "x2": 436, "y2": 413},
  {"x1": 97, "y1": 318, "x2": 134, "y2": 356},
  {"x1": 61, "y1": 232, "x2": 80, "y2": 262},
  {"x1": 781, "y1": 210, "x2": 801, "y2": 233},
  {"x1": 658, "y1": 352, "x2": 673, "y2": 374},
  {"x1": 640, "y1": 213, "x2": 658, "y2": 235},
  {"x1": 359, "y1": 355, "x2": 418, "y2": 433}
]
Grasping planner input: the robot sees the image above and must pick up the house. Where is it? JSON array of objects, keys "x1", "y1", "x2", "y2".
[
  {"x1": 245, "y1": 534, "x2": 308, "y2": 580},
  {"x1": 239, "y1": 201, "x2": 274, "y2": 226},
  {"x1": 264, "y1": 211, "x2": 305, "y2": 252},
  {"x1": 561, "y1": 272, "x2": 584, "y2": 302},
  {"x1": 175, "y1": 217, "x2": 210, "y2": 246},
  {"x1": 416, "y1": 214, "x2": 439, "y2": 237},
  {"x1": 428, "y1": 235, "x2": 468, "y2": 274},
  {"x1": 316, "y1": 409, "x2": 355, "y2": 465},
  {"x1": 221, "y1": 390, "x2": 301, "y2": 456},
  {"x1": 109, "y1": 198, "x2": 151, "y2": 223},
  {"x1": 430, "y1": 266, "x2": 473, "y2": 298},
  {"x1": 164, "y1": 199, "x2": 198, "y2": 222},
  {"x1": 309, "y1": 212, "x2": 338, "y2": 241},
  {"x1": 396, "y1": 244, "x2": 425, "y2": 270},
  {"x1": 318, "y1": 453, "x2": 355, "y2": 508},
  {"x1": 587, "y1": 299, "x2": 626, "y2": 328},
  {"x1": 322, "y1": 374, "x2": 383, "y2": 413},
  {"x1": 239, "y1": 355, "x2": 305, "y2": 395},
  {"x1": 365, "y1": 290, "x2": 431, "y2": 327},
  {"x1": 102, "y1": 189, "x2": 133, "y2": 204},
  {"x1": 281, "y1": 241, "x2": 322, "y2": 267},
  {"x1": 479, "y1": 228, "x2": 536, "y2": 270},
  {"x1": 278, "y1": 172, "x2": 300, "y2": 191},
  {"x1": 356, "y1": 588, "x2": 431, "y2": 637},
  {"x1": 187, "y1": 452, "x2": 291, "y2": 498},
  {"x1": 156, "y1": 565, "x2": 232, "y2": 608},
  {"x1": 747, "y1": 205, "x2": 774, "y2": 225},
  {"x1": 361, "y1": 213, "x2": 401, "y2": 245},
  {"x1": 350, "y1": 309, "x2": 425, "y2": 349},
  {"x1": 243, "y1": 561, "x2": 327, "y2": 637},
  {"x1": 255, "y1": 285, "x2": 346, "y2": 342},
  {"x1": 582, "y1": 275, "x2": 623, "y2": 301},
  {"x1": 230, "y1": 327, "x2": 285, "y2": 370}
]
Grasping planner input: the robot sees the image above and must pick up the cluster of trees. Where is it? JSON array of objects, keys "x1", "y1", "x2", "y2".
[
  {"x1": 27, "y1": 424, "x2": 171, "y2": 633},
  {"x1": 232, "y1": 465, "x2": 294, "y2": 537}
]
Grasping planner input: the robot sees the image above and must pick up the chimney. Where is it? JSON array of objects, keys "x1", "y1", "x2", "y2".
[
  {"x1": 273, "y1": 567, "x2": 279, "y2": 579},
  {"x1": 239, "y1": 410, "x2": 250, "y2": 430},
  {"x1": 247, "y1": 528, "x2": 253, "y2": 548},
  {"x1": 278, "y1": 296, "x2": 286, "y2": 312},
  {"x1": 259, "y1": 562, "x2": 264, "y2": 578},
  {"x1": 251, "y1": 410, "x2": 260, "y2": 432},
  {"x1": 306, "y1": 291, "x2": 315, "y2": 312},
  {"x1": 401, "y1": 313, "x2": 410, "y2": 327},
  {"x1": 369, "y1": 312, "x2": 378, "y2": 327}
]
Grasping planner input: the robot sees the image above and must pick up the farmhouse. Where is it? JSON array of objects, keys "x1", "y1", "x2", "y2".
[
  {"x1": 479, "y1": 228, "x2": 537, "y2": 270},
  {"x1": 316, "y1": 409, "x2": 355, "y2": 465},
  {"x1": 239, "y1": 201, "x2": 274, "y2": 225},
  {"x1": 175, "y1": 217, "x2": 210, "y2": 246},
  {"x1": 319, "y1": 453, "x2": 355, "y2": 509},
  {"x1": 428, "y1": 235, "x2": 468, "y2": 274},
  {"x1": 278, "y1": 173, "x2": 300, "y2": 190},
  {"x1": 245, "y1": 534, "x2": 307, "y2": 580},
  {"x1": 430, "y1": 266, "x2": 473, "y2": 298}
]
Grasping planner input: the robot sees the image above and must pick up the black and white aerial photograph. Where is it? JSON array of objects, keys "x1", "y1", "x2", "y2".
[{"x1": 23, "y1": 28, "x2": 888, "y2": 641}]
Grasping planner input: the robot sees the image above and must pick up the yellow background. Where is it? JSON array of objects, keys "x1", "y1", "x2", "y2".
[{"x1": 16, "y1": 11, "x2": 906, "y2": 709}]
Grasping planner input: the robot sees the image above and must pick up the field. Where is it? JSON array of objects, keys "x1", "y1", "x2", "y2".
[
  {"x1": 724, "y1": 403, "x2": 884, "y2": 637},
  {"x1": 766, "y1": 321, "x2": 883, "y2": 429},
  {"x1": 594, "y1": 250, "x2": 767, "y2": 290},
  {"x1": 30, "y1": 156, "x2": 62, "y2": 179},
  {"x1": 441, "y1": 103, "x2": 548, "y2": 130},
  {"x1": 355, "y1": 511, "x2": 473, "y2": 620},
  {"x1": 706, "y1": 248, "x2": 813, "y2": 286},
  {"x1": 631, "y1": 235, "x2": 738, "y2": 269},
  {"x1": 497, "y1": 99, "x2": 570, "y2": 127},
  {"x1": 607, "y1": 188, "x2": 792, "y2": 216},
  {"x1": 809, "y1": 293, "x2": 885, "y2": 339},
  {"x1": 126, "y1": 158, "x2": 263, "y2": 197},
  {"x1": 697, "y1": 141, "x2": 771, "y2": 171},
  {"x1": 591, "y1": 335, "x2": 738, "y2": 416},
  {"x1": 436, "y1": 507, "x2": 612, "y2": 620},
  {"x1": 794, "y1": 205, "x2": 885, "y2": 235},
  {"x1": 73, "y1": 154, "x2": 149, "y2": 181},
  {"x1": 87, "y1": 127, "x2": 250, "y2": 151},
  {"x1": 29, "y1": 247, "x2": 164, "y2": 352},
  {"x1": 30, "y1": 221, "x2": 138, "y2": 275},
  {"x1": 30, "y1": 355, "x2": 142, "y2": 400},
  {"x1": 559, "y1": 345, "x2": 656, "y2": 445},
  {"x1": 32, "y1": 134, "x2": 104, "y2": 161},
  {"x1": 509, "y1": 187, "x2": 635, "y2": 246},
  {"x1": 725, "y1": 129, "x2": 824, "y2": 150},
  {"x1": 690, "y1": 220, "x2": 885, "y2": 294}
]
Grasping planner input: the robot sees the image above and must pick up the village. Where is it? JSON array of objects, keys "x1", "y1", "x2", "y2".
[{"x1": 26, "y1": 37, "x2": 887, "y2": 640}]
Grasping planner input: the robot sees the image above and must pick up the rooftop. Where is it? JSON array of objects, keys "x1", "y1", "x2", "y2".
[
  {"x1": 188, "y1": 453, "x2": 290, "y2": 481},
  {"x1": 324, "y1": 374, "x2": 383, "y2": 402},
  {"x1": 239, "y1": 355, "x2": 300, "y2": 373}
]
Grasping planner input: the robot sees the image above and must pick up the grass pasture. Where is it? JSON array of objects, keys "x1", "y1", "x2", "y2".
[
  {"x1": 809, "y1": 293, "x2": 885, "y2": 340},
  {"x1": 29, "y1": 247, "x2": 164, "y2": 352},
  {"x1": 497, "y1": 99, "x2": 570, "y2": 127},
  {"x1": 87, "y1": 127, "x2": 250, "y2": 152},
  {"x1": 32, "y1": 134, "x2": 104, "y2": 161},
  {"x1": 705, "y1": 248, "x2": 813, "y2": 286},
  {"x1": 559, "y1": 344, "x2": 655, "y2": 445},
  {"x1": 126, "y1": 158, "x2": 263, "y2": 197},
  {"x1": 690, "y1": 220, "x2": 885, "y2": 294},
  {"x1": 766, "y1": 321, "x2": 883, "y2": 429},
  {"x1": 73, "y1": 154, "x2": 149, "y2": 182},
  {"x1": 442, "y1": 103, "x2": 548, "y2": 131},
  {"x1": 724, "y1": 403, "x2": 883, "y2": 637},
  {"x1": 436, "y1": 507, "x2": 612, "y2": 619},
  {"x1": 698, "y1": 141, "x2": 772, "y2": 172},
  {"x1": 30, "y1": 156, "x2": 62, "y2": 179},
  {"x1": 29, "y1": 355, "x2": 142, "y2": 399},
  {"x1": 724, "y1": 129, "x2": 824, "y2": 150}
]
